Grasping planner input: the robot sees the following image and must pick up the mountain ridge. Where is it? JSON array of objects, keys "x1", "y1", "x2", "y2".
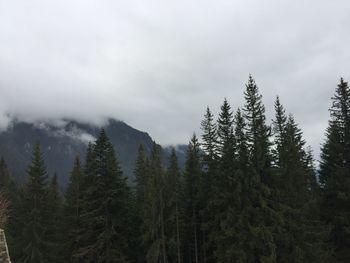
[{"x1": 0, "y1": 118, "x2": 186, "y2": 186}]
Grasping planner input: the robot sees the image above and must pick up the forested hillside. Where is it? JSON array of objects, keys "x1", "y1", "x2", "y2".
[
  {"x1": 1, "y1": 76, "x2": 349, "y2": 262},
  {"x1": 0, "y1": 119, "x2": 186, "y2": 185}
]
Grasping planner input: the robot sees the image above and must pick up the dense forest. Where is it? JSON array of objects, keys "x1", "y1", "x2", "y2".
[{"x1": 0, "y1": 76, "x2": 350, "y2": 262}]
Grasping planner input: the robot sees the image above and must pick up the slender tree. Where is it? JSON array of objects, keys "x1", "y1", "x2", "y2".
[
  {"x1": 165, "y1": 149, "x2": 182, "y2": 263},
  {"x1": 243, "y1": 76, "x2": 276, "y2": 263},
  {"x1": 182, "y1": 135, "x2": 202, "y2": 263},
  {"x1": 64, "y1": 156, "x2": 84, "y2": 262}
]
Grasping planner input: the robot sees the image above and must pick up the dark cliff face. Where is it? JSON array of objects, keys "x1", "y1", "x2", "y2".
[{"x1": 0, "y1": 119, "x2": 186, "y2": 186}]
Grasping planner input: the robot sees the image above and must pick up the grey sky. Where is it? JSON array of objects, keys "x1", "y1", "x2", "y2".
[{"x1": 1, "y1": 0, "x2": 350, "y2": 159}]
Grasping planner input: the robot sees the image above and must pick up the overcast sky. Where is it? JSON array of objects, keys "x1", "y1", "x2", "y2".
[{"x1": 1, "y1": 0, "x2": 350, "y2": 159}]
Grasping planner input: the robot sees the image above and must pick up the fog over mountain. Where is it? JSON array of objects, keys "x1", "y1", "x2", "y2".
[
  {"x1": 0, "y1": 118, "x2": 187, "y2": 186},
  {"x1": 1, "y1": 0, "x2": 350, "y2": 159}
]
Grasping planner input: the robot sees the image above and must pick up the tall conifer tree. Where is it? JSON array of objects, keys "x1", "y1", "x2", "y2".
[
  {"x1": 182, "y1": 135, "x2": 202, "y2": 263},
  {"x1": 15, "y1": 143, "x2": 50, "y2": 263},
  {"x1": 243, "y1": 76, "x2": 276, "y2": 262},
  {"x1": 64, "y1": 156, "x2": 84, "y2": 262},
  {"x1": 77, "y1": 130, "x2": 131, "y2": 262},
  {"x1": 319, "y1": 78, "x2": 350, "y2": 262}
]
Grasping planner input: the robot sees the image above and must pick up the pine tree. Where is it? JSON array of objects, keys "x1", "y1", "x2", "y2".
[
  {"x1": 243, "y1": 76, "x2": 276, "y2": 263},
  {"x1": 272, "y1": 96, "x2": 287, "y2": 168},
  {"x1": 164, "y1": 148, "x2": 182, "y2": 263},
  {"x1": 200, "y1": 107, "x2": 218, "y2": 262},
  {"x1": 64, "y1": 156, "x2": 84, "y2": 262},
  {"x1": 201, "y1": 107, "x2": 218, "y2": 167},
  {"x1": 77, "y1": 130, "x2": 131, "y2": 262},
  {"x1": 205, "y1": 102, "x2": 247, "y2": 262},
  {"x1": 271, "y1": 96, "x2": 330, "y2": 261},
  {"x1": 182, "y1": 135, "x2": 202, "y2": 263},
  {"x1": 133, "y1": 144, "x2": 149, "y2": 263},
  {"x1": 14, "y1": 143, "x2": 50, "y2": 263},
  {"x1": 319, "y1": 78, "x2": 350, "y2": 262},
  {"x1": 144, "y1": 142, "x2": 168, "y2": 263},
  {"x1": 217, "y1": 99, "x2": 234, "y2": 159},
  {"x1": 46, "y1": 173, "x2": 63, "y2": 262},
  {"x1": 244, "y1": 75, "x2": 272, "y2": 181},
  {"x1": 135, "y1": 144, "x2": 149, "y2": 218}
]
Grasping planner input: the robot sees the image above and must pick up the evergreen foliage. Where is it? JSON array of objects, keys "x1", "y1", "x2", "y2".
[
  {"x1": 3, "y1": 77, "x2": 350, "y2": 263},
  {"x1": 76, "y1": 130, "x2": 131, "y2": 262},
  {"x1": 319, "y1": 78, "x2": 350, "y2": 262}
]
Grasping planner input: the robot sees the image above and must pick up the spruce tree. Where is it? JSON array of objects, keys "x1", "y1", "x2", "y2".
[
  {"x1": 201, "y1": 106, "x2": 218, "y2": 167},
  {"x1": 15, "y1": 143, "x2": 50, "y2": 263},
  {"x1": 46, "y1": 173, "x2": 63, "y2": 262},
  {"x1": 319, "y1": 78, "x2": 350, "y2": 262},
  {"x1": 64, "y1": 156, "x2": 84, "y2": 262},
  {"x1": 77, "y1": 130, "x2": 131, "y2": 262},
  {"x1": 165, "y1": 149, "x2": 182, "y2": 263},
  {"x1": 144, "y1": 142, "x2": 168, "y2": 263},
  {"x1": 244, "y1": 75, "x2": 272, "y2": 180},
  {"x1": 182, "y1": 135, "x2": 202, "y2": 263},
  {"x1": 200, "y1": 107, "x2": 218, "y2": 262},
  {"x1": 207, "y1": 102, "x2": 247, "y2": 262},
  {"x1": 243, "y1": 76, "x2": 276, "y2": 262},
  {"x1": 133, "y1": 144, "x2": 149, "y2": 263},
  {"x1": 135, "y1": 144, "x2": 149, "y2": 218}
]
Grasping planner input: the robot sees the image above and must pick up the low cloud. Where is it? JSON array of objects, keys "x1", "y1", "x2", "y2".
[{"x1": 1, "y1": 0, "x2": 350, "y2": 160}]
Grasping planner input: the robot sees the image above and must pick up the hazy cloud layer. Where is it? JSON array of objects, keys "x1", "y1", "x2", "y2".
[{"x1": 1, "y1": 0, "x2": 350, "y2": 159}]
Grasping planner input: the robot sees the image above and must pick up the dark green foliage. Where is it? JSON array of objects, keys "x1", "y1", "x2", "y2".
[
  {"x1": 272, "y1": 97, "x2": 329, "y2": 262},
  {"x1": 12, "y1": 143, "x2": 51, "y2": 263},
  {"x1": 182, "y1": 134, "x2": 203, "y2": 263},
  {"x1": 77, "y1": 130, "x2": 131, "y2": 262},
  {"x1": 201, "y1": 107, "x2": 218, "y2": 166},
  {"x1": 64, "y1": 156, "x2": 84, "y2": 262},
  {"x1": 319, "y1": 78, "x2": 350, "y2": 262},
  {"x1": 244, "y1": 75, "x2": 272, "y2": 181},
  {"x1": 46, "y1": 174, "x2": 64, "y2": 262},
  {"x1": 133, "y1": 144, "x2": 149, "y2": 263},
  {"x1": 164, "y1": 149, "x2": 182, "y2": 263},
  {"x1": 243, "y1": 76, "x2": 277, "y2": 262},
  {"x1": 143, "y1": 142, "x2": 168, "y2": 263},
  {"x1": 4, "y1": 77, "x2": 350, "y2": 263}
]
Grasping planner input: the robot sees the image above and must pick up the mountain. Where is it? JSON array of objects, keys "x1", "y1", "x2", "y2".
[{"x1": 0, "y1": 119, "x2": 186, "y2": 186}]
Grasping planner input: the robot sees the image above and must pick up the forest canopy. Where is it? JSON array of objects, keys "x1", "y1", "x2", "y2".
[{"x1": 1, "y1": 76, "x2": 350, "y2": 262}]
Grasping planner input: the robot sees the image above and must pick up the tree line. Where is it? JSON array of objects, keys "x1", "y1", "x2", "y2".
[{"x1": 0, "y1": 76, "x2": 349, "y2": 262}]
